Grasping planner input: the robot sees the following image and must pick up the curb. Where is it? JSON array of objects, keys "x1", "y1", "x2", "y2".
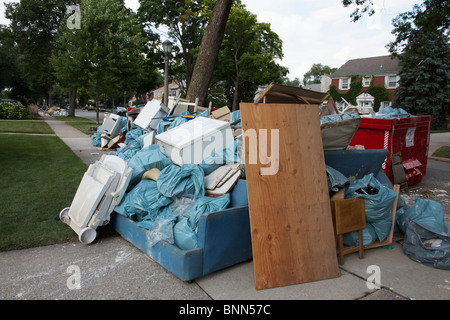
[{"x1": 429, "y1": 156, "x2": 450, "y2": 163}]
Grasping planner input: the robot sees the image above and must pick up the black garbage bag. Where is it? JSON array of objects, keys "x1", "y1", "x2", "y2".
[{"x1": 403, "y1": 219, "x2": 450, "y2": 270}]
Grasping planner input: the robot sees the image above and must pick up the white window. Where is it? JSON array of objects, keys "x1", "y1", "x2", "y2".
[
  {"x1": 363, "y1": 76, "x2": 371, "y2": 87},
  {"x1": 339, "y1": 78, "x2": 351, "y2": 90},
  {"x1": 385, "y1": 75, "x2": 400, "y2": 88}
]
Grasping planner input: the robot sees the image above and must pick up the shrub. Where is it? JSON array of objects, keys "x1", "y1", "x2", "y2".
[{"x1": 0, "y1": 102, "x2": 29, "y2": 120}]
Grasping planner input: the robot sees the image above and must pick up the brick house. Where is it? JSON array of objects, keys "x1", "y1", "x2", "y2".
[{"x1": 330, "y1": 55, "x2": 401, "y2": 105}]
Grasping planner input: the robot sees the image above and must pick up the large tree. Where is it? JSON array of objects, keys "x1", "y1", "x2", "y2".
[
  {"x1": 211, "y1": 5, "x2": 287, "y2": 110},
  {"x1": 303, "y1": 64, "x2": 337, "y2": 86},
  {"x1": 5, "y1": 0, "x2": 78, "y2": 104},
  {"x1": 138, "y1": 0, "x2": 214, "y2": 91},
  {"x1": 387, "y1": 0, "x2": 450, "y2": 128},
  {"x1": 52, "y1": 0, "x2": 146, "y2": 123},
  {"x1": 185, "y1": 0, "x2": 233, "y2": 107}
]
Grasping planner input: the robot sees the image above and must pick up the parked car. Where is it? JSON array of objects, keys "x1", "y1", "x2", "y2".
[
  {"x1": 127, "y1": 104, "x2": 144, "y2": 112},
  {"x1": 113, "y1": 106, "x2": 127, "y2": 115}
]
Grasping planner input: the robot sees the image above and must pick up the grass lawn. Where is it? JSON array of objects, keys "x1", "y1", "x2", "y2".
[
  {"x1": 53, "y1": 116, "x2": 99, "y2": 135},
  {"x1": 0, "y1": 134, "x2": 89, "y2": 251},
  {"x1": 432, "y1": 146, "x2": 450, "y2": 159},
  {"x1": 0, "y1": 120, "x2": 54, "y2": 134}
]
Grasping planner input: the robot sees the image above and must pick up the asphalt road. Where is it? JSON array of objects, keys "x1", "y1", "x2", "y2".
[
  {"x1": 75, "y1": 109, "x2": 106, "y2": 123},
  {"x1": 406, "y1": 158, "x2": 450, "y2": 217}
]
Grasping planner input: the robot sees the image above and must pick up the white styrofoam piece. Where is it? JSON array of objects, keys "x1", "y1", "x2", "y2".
[
  {"x1": 142, "y1": 131, "x2": 155, "y2": 149},
  {"x1": 206, "y1": 170, "x2": 241, "y2": 195},
  {"x1": 155, "y1": 117, "x2": 235, "y2": 166},
  {"x1": 133, "y1": 100, "x2": 169, "y2": 131},
  {"x1": 205, "y1": 165, "x2": 232, "y2": 190}
]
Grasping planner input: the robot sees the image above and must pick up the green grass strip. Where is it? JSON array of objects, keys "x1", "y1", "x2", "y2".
[
  {"x1": 432, "y1": 146, "x2": 450, "y2": 159},
  {"x1": 0, "y1": 120, "x2": 54, "y2": 134},
  {"x1": 0, "y1": 134, "x2": 88, "y2": 251}
]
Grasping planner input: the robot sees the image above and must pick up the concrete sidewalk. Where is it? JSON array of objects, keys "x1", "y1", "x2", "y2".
[
  {"x1": 42, "y1": 114, "x2": 110, "y2": 166},
  {"x1": 1, "y1": 116, "x2": 449, "y2": 301}
]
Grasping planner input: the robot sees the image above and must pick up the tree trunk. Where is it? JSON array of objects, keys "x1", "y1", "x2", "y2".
[
  {"x1": 69, "y1": 88, "x2": 77, "y2": 117},
  {"x1": 96, "y1": 79, "x2": 100, "y2": 124},
  {"x1": 232, "y1": 80, "x2": 239, "y2": 111},
  {"x1": 186, "y1": 0, "x2": 233, "y2": 107}
]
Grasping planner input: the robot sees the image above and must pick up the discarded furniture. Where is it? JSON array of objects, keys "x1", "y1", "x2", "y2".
[
  {"x1": 332, "y1": 197, "x2": 366, "y2": 265},
  {"x1": 110, "y1": 179, "x2": 251, "y2": 281},
  {"x1": 349, "y1": 115, "x2": 433, "y2": 186},
  {"x1": 101, "y1": 113, "x2": 122, "y2": 148},
  {"x1": 241, "y1": 102, "x2": 339, "y2": 290},
  {"x1": 126, "y1": 107, "x2": 141, "y2": 131},
  {"x1": 155, "y1": 117, "x2": 234, "y2": 166},
  {"x1": 133, "y1": 100, "x2": 169, "y2": 131},
  {"x1": 170, "y1": 97, "x2": 208, "y2": 115},
  {"x1": 59, "y1": 155, "x2": 132, "y2": 244}
]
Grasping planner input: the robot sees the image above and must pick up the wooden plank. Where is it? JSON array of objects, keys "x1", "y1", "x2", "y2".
[{"x1": 240, "y1": 103, "x2": 340, "y2": 290}]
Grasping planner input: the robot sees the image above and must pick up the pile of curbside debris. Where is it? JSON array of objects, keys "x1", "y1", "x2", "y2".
[{"x1": 59, "y1": 83, "x2": 450, "y2": 287}]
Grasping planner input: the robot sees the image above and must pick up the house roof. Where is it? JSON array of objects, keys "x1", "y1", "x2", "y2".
[{"x1": 331, "y1": 55, "x2": 401, "y2": 77}]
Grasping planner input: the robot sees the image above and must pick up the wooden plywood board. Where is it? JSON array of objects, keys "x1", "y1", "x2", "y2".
[{"x1": 240, "y1": 103, "x2": 340, "y2": 290}]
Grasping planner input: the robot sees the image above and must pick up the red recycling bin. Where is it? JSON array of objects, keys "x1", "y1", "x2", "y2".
[{"x1": 349, "y1": 115, "x2": 433, "y2": 186}]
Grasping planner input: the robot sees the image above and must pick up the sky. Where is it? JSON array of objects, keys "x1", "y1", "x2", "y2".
[{"x1": 1, "y1": 0, "x2": 423, "y2": 81}]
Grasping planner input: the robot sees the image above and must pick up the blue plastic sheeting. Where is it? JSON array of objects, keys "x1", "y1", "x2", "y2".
[
  {"x1": 157, "y1": 164, "x2": 205, "y2": 198},
  {"x1": 199, "y1": 139, "x2": 241, "y2": 176},
  {"x1": 320, "y1": 112, "x2": 360, "y2": 125},
  {"x1": 115, "y1": 161, "x2": 231, "y2": 250},
  {"x1": 403, "y1": 219, "x2": 450, "y2": 270},
  {"x1": 156, "y1": 110, "x2": 209, "y2": 135},
  {"x1": 91, "y1": 125, "x2": 102, "y2": 147},
  {"x1": 326, "y1": 165, "x2": 349, "y2": 192},
  {"x1": 114, "y1": 128, "x2": 145, "y2": 161},
  {"x1": 344, "y1": 173, "x2": 397, "y2": 247},
  {"x1": 173, "y1": 194, "x2": 231, "y2": 250},
  {"x1": 126, "y1": 145, "x2": 173, "y2": 190},
  {"x1": 374, "y1": 106, "x2": 412, "y2": 119},
  {"x1": 396, "y1": 197, "x2": 448, "y2": 234},
  {"x1": 230, "y1": 110, "x2": 241, "y2": 123}
]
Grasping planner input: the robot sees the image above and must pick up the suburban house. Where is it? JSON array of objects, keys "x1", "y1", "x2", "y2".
[
  {"x1": 151, "y1": 81, "x2": 181, "y2": 101},
  {"x1": 329, "y1": 55, "x2": 401, "y2": 111}
]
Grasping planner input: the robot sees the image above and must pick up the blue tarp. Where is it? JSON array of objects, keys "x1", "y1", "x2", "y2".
[
  {"x1": 344, "y1": 173, "x2": 397, "y2": 247},
  {"x1": 374, "y1": 106, "x2": 412, "y2": 119},
  {"x1": 396, "y1": 197, "x2": 448, "y2": 234}
]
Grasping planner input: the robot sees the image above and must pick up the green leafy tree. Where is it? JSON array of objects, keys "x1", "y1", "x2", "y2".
[
  {"x1": 52, "y1": 0, "x2": 146, "y2": 123},
  {"x1": 5, "y1": 0, "x2": 78, "y2": 104},
  {"x1": 138, "y1": 0, "x2": 214, "y2": 89},
  {"x1": 387, "y1": 0, "x2": 450, "y2": 128},
  {"x1": 342, "y1": 0, "x2": 375, "y2": 22},
  {"x1": 212, "y1": 5, "x2": 288, "y2": 110},
  {"x1": 303, "y1": 64, "x2": 337, "y2": 86}
]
